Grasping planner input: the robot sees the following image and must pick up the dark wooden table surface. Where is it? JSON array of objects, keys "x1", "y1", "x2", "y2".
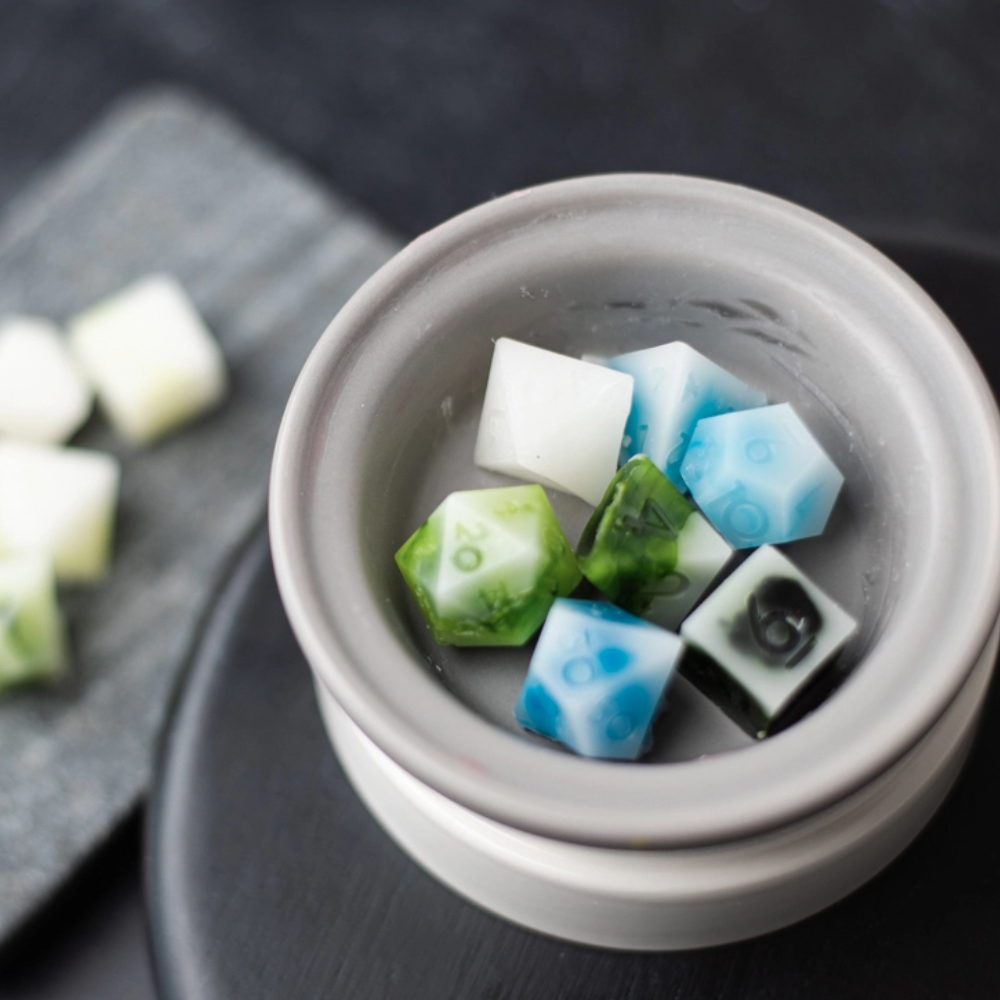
[{"x1": 2, "y1": 2, "x2": 999, "y2": 997}]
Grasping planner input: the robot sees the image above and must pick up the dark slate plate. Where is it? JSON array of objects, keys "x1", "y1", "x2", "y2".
[
  {"x1": 147, "y1": 236, "x2": 1000, "y2": 999},
  {"x1": 0, "y1": 88, "x2": 398, "y2": 942}
]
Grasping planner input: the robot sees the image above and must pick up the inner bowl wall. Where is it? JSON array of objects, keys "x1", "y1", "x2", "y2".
[{"x1": 272, "y1": 176, "x2": 1000, "y2": 846}]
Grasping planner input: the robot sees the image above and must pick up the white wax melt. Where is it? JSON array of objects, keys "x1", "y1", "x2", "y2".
[
  {"x1": 68, "y1": 275, "x2": 228, "y2": 445},
  {"x1": 0, "y1": 316, "x2": 92, "y2": 444},
  {"x1": 0, "y1": 439, "x2": 120, "y2": 582},
  {"x1": 474, "y1": 339, "x2": 633, "y2": 505}
]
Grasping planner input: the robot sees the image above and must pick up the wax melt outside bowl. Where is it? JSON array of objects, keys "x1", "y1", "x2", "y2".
[{"x1": 270, "y1": 175, "x2": 1000, "y2": 951}]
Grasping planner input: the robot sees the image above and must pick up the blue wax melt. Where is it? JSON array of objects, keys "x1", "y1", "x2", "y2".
[
  {"x1": 514, "y1": 598, "x2": 684, "y2": 760},
  {"x1": 680, "y1": 403, "x2": 844, "y2": 549},
  {"x1": 607, "y1": 342, "x2": 766, "y2": 492}
]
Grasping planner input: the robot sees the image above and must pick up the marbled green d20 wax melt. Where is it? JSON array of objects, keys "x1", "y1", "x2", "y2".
[
  {"x1": 576, "y1": 456, "x2": 732, "y2": 631},
  {"x1": 395, "y1": 484, "x2": 581, "y2": 646},
  {"x1": 680, "y1": 545, "x2": 857, "y2": 738}
]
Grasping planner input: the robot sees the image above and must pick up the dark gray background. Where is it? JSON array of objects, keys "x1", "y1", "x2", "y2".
[
  {"x1": 2, "y1": 0, "x2": 999, "y2": 241},
  {"x1": 0, "y1": 1, "x2": 997, "y2": 997}
]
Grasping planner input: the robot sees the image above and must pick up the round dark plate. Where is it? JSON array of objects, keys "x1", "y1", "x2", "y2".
[{"x1": 147, "y1": 235, "x2": 1000, "y2": 1000}]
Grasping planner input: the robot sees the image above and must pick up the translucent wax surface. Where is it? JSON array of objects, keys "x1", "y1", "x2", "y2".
[
  {"x1": 474, "y1": 338, "x2": 634, "y2": 505},
  {"x1": 608, "y1": 341, "x2": 766, "y2": 492},
  {"x1": 395, "y1": 484, "x2": 580, "y2": 647},
  {"x1": 577, "y1": 455, "x2": 732, "y2": 630},
  {"x1": 680, "y1": 545, "x2": 857, "y2": 737},
  {"x1": 680, "y1": 402, "x2": 845, "y2": 549},
  {"x1": 515, "y1": 598, "x2": 684, "y2": 760}
]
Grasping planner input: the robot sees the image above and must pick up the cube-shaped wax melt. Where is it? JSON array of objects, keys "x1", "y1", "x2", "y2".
[
  {"x1": 0, "y1": 317, "x2": 92, "y2": 444},
  {"x1": 0, "y1": 554, "x2": 68, "y2": 690},
  {"x1": 608, "y1": 342, "x2": 766, "y2": 492},
  {"x1": 474, "y1": 338, "x2": 633, "y2": 505},
  {"x1": 515, "y1": 598, "x2": 683, "y2": 760},
  {"x1": 680, "y1": 546, "x2": 857, "y2": 738},
  {"x1": 577, "y1": 455, "x2": 731, "y2": 630},
  {"x1": 0, "y1": 440, "x2": 120, "y2": 582},
  {"x1": 680, "y1": 403, "x2": 844, "y2": 549},
  {"x1": 395, "y1": 485, "x2": 580, "y2": 646},
  {"x1": 68, "y1": 275, "x2": 228, "y2": 445}
]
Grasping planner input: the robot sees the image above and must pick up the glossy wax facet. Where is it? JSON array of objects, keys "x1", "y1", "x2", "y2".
[
  {"x1": 680, "y1": 546, "x2": 857, "y2": 738},
  {"x1": 680, "y1": 403, "x2": 845, "y2": 549},
  {"x1": 395, "y1": 484, "x2": 580, "y2": 647},
  {"x1": 474, "y1": 338, "x2": 634, "y2": 505},
  {"x1": 515, "y1": 598, "x2": 683, "y2": 760},
  {"x1": 608, "y1": 341, "x2": 766, "y2": 492},
  {"x1": 577, "y1": 455, "x2": 731, "y2": 630}
]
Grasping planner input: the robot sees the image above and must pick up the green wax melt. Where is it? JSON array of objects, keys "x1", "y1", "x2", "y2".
[
  {"x1": 577, "y1": 455, "x2": 732, "y2": 630},
  {"x1": 0, "y1": 554, "x2": 68, "y2": 691},
  {"x1": 395, "y1": 484, "x2": 581, "y2": 646}
]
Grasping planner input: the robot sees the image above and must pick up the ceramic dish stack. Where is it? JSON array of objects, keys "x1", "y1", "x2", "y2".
[{"x1": 270, "y1": 175, "x2": 1000, "y2": 950}]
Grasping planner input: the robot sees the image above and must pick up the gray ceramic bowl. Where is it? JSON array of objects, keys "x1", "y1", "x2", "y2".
[{"x1": 271, "y1": 176, "x2": 1000, "y2": 868}]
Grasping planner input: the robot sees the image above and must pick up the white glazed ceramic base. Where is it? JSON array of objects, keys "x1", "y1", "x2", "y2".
[{"x1": 315, "y1": 624, "x2": 996, "y2": 951}]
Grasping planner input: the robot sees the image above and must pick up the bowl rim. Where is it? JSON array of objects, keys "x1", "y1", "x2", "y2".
[{"x1": 270, "y1": 173, "x2": 1000, "y2": 848}]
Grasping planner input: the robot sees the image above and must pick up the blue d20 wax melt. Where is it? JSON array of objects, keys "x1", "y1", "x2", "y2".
[
  {"x1": 514, "y1": 598, "x2": 684, "y2": 760},
  {"x1": 680, "y1": 546, "x2": 857, "y2": 738},
  {"x1": 607, "y1": 341, "x2": 767, "y2": 492},
  {"x1": 680, "y1": 403, "x2": 844, "y2": 549}
]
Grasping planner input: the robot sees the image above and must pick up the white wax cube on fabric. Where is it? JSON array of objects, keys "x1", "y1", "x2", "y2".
[
  {"x1": 0, "y1": 554, "x2": 68, "y2": 689},
  {"x1": 474, "y1": 339, "x2": 634, "y2": 505},
  {"x1": 608, "y1": 341, "x2": 767, "y2": 492},
  {"x1": 0, "y1": 440, "x2": 120, "y2": 582},
  {"x1": 514, "y1": 598, "x2": 684, "y2": 760},
  {"x1": 0, "y1": 316, "x2": 92, "y2": 444},
  {"x1": 680, "y1": 546, "x2": 857, "y2": 737},
  {"x1": 68, "y1": 275, "x2": 228, "y2": 445},
  {"x1": 680, "y1": 403, "x2": 844, "y2": 549}
]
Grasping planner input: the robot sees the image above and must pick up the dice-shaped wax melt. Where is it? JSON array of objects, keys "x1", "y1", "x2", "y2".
[
  {"x1": 608, "y1": 342, "x2": 766, "y2": 492},
  {"x1": 577, "y1": 455, "x2": 731, "y2": 630},
  {"x1": 474, "y1": 338, "x2": 634, "y2": 505},
  {"x1": 0, "y1": 440, "x2": 120, "y2": 582},
  {"x1": 0, "y1": 317, "x2": 92, "y2": 444},
  {"x1": 680, "y1": 403, "x2": 844, "y2": 549},
  {"x1": 68, "y1": 275, "x2": 228, "y2": 445},
  {"x1": 0, "y1": 554, "x2": 68, "y2": 690},
  {"x1": 680, "y1": 546, "x2": 857, "y2": 738},
  {"x1": 515, "y1": 598, "x2": 684, "y2": 759},
  {"x1": 395, "y1": 485, "x2": 580, "y2": 647}
]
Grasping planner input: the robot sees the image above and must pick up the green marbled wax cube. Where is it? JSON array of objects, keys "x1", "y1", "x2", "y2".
[
  {"x1": 395, "y1": 484, "x2": 581, "y2": 646},
  {"x1": 577, "y1": 455, "x2": 732, "y2": 630},
  {"x1": 0, "y1": 554, "x2": 68, "y2": 691}
]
